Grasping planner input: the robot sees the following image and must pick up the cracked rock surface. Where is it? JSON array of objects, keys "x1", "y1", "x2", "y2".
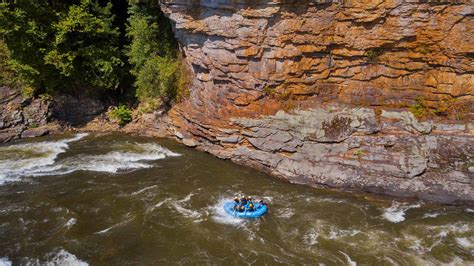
[
  {"x1": 0, "y1": 86, "x2": 52, "y2": 143},
  {"x1": 160, "y1": 1, "x2": 473, "y2": 204}
]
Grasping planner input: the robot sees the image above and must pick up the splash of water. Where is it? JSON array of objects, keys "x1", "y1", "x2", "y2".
[
  {"x1": 0, "y1": 137, "x2": 180, "y2": 183},
  {"x1": 0, "y1": 257, "x2": 12, "y2": 266},
  {"x1": 46, "y1": 249, "x2": 88, "y2": 266},
  {"x1": 209, "y1": 197, "x2": 245, "y2": 226},
  {"x1": 0, "y1": 133, "x2": 88, "y2": 184},
  {"x1": 339, "y1": 251, "x2": 357, "y2": 266},
  {"x1": 382, "y1": 202, "x2": 421, "y2": 223}
]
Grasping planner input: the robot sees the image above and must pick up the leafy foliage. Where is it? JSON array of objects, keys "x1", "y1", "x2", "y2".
[
  {"x1": 0, "y1": 1, "x2": 57, "y2": 94},
  {"x1": 409, "y1": 97, "x2": 429, "y2": 119},
  {"x1": 134, "y1": 56, "x2": 179, "y2": 102},
  {"x1": 108, "y1": 105, "x2": 132, "y2": 125},
  {"x1": 126, "y1": 1, "x2": 176, "y2": 72},
  {"x1": 126, "y1": 1, "x2": 188, "y2": 105},
  {"x1": 0, "y1": 0, "x2": 186, "y2": 109},
  {"x1": 45, "y1": 0, "x2": 124, "y2": 90},
  {"x1": 0, "y1": 0, "x2": 124, "y2": 94}
]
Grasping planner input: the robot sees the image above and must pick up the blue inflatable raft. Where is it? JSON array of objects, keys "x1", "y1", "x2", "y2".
[{"x1": 224, "y1": 201, "x2": 268, "y2": 218}]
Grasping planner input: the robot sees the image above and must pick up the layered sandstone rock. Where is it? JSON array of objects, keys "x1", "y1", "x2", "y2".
[
  {"x1": 160, "y1": 1, "x2": 474, "y2": 204},
  {"x1": 0, "y1": 86, "x2": 52, "y2": 143}
]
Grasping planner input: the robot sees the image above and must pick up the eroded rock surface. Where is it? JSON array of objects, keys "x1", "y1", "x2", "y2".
[
  {"x1": 160, "y1": 1, "x2": 473, "y2": 204},
  {"x1": 0, "y1": 86, "x2": 52, "y2": 143}
]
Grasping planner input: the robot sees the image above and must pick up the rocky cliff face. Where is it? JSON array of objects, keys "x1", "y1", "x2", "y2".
[
  {"x1": 0, "y1": 87, "x2": 52, "y2": 143},
  {"x1": 161, "y1": 0, "x2": 473, "y2": 204}
]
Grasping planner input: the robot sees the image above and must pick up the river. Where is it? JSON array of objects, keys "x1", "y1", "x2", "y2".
[{"x1": 0, "y1": 133, "x2": 472, "y2": 265}]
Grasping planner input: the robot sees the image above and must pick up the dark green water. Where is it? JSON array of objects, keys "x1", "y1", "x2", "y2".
[{"x1": 0, "y1": 133, "x2": 472, "y2": 265}]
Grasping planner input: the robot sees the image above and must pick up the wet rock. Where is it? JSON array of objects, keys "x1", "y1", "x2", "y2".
[
  {"x1": 21, "y1": 128, "x2": 49, "y2": 138},
  {"x1": 468, "y1": 167, "x2": 474, "y2": 174},
  {"x1": 0, "y1": 131, "x2": 20, "y2": 143},
  {"x1": 174, "y1": 131, "x2": 183, "y2": 139},
  {"x1": 182, "y1": 138, "x2": 197, "y2": 147}
]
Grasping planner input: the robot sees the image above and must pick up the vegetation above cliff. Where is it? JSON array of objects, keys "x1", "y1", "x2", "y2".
[{"x1": 0, "y1": 0, "x2": 184, "y2": 106}]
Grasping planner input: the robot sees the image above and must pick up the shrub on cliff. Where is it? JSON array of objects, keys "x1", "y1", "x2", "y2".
[{"x1": 108, "y1": 105, "x2": 133, "y2": 125}]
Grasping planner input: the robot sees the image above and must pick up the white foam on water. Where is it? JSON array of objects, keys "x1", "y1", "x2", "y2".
[
  {"x1": 303, "y1": 228, "x2": 319, "y2": 246},
  {"x1": 441, "y1": 255, "x2": 466, "y2": 266},
  {"x1": 178, "y1": 193, "x2": 194, "y2": 203},
  {"x1": 170, "y1": 201, "x2": 201, "y2": 219},
  {"x1": 425, "y1": 223, "x2": 471, "y2": 234},
  {"x1": 0, "y1": 133, "x2": 88, "y2": 183},
  {"x1": 382, "y1": 202, "x2": 421, "y2": 223},
  {"x1": 408, "y1": 238, "x2": 428, "y2": 254},
  {"x1": 316, "y1": 197, "x2": 347, "y2": 204},
  {"x1": 209, "y1": 197, "x2": 244, "y2": 226},
  {"x1": 94, "y1": 213, "x2": 134, "y2": 234},
  {"x1": 58, "y1": 143, "x2": 180, "y2": 174},
  {"x1": 276, "y1": 207, "x2": 295, "y2": 218},
  {"x1": 146, "y1": 198, "x2": 172, "y2": 214},
  {"x1": 0, "y1": 138, "x2": 180, "y2": 182},
  {"x1": 328, "y1": 228, "x2": 361, "y2": 239},
  {"x1": 131, "y1": 185, "x2": 158, "y2": 196},
  {"x1": 455, "y1": 237, "x2": 473, "y2": 250},
  {"x1": 422, "y1": 212, "x2": 442, "y2": 219},
  {"x1": 262, "y1": 196, "x2": 273, "y2": 202},
  {"x1": 65, "y1": 218, "x2": 77, "y2": 229},
  {"x1": 46, "y1": 249, "x2": 88, "y2": 266},
  {"x1": 406, "y1": 222, "x2": 473, "y2": 256},
  {"x1": 0, "y1": 257, "x2": 12, "y2": 266},
  {"x1": 339, "y1": 251, "x2": 357, "y2": 266}
]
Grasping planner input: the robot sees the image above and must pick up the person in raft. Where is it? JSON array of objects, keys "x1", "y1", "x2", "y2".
[
  {"x1": 233, "y1": 197, "x2": 246, "y2": 212},
  {"x1": 232, "y1": 196, "x2": 265, "y2": 212},
  {"x1": 240, "y1": 196, "x2": 248, "y2": 206},
  {"x1": 247, "y1": 202, "x2": 254, "y2": 211}
]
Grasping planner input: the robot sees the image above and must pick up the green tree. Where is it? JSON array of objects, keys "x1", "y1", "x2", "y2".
[
  {"x1": 0, "y1": 0, "x2": 124, "y2": 94},
  {"x1": 0, "y1": 1, "x2": 59, "y2": 95},
  {"x1": 135, "y1": 56, "x2": 179, "y2": 101},
  {"x1": 45, "y1": 0, "x2": 124, "y2": 90},
  {"x1": 126, "y1": 1, "x2": 181, "y2": 104}
]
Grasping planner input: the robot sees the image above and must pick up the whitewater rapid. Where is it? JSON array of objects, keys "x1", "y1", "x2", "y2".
[
  {"x1": 0, "y1": 133, "x2": 180, "y2": 184},
  {"x1": 0, "y1": 133, "x2": 472, "y2": 264}
]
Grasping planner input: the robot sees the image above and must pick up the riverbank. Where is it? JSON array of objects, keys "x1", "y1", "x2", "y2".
[
  {"x1": 5, "y1": 105, "x2": 472, "y2": 207},
  {"x1": 1, "y1": 92, "x2": 472, "y2": 206},
  {"x1": 1, "y1": 86, "x2": 472, "y2": 206}
]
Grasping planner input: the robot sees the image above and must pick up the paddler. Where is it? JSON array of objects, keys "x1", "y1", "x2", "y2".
[
  {"x1": 240, "y1": 196, "x2": 248, "y2": 206},
  {"x1": 247, "y1": 202, "x2": 255, "y2": 212},
  {"x1": 233, "y1": 197, "x2": 240, "y2": 205}
]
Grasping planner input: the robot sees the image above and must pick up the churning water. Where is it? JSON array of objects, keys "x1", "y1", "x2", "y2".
[{"x1": 0, "y1": 133, "x2": 472, "y2": 264}]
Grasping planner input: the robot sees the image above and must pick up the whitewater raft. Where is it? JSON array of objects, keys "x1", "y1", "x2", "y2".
[{"x1": 224, "y1": 201, "x2": 268, "y2": 218}]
